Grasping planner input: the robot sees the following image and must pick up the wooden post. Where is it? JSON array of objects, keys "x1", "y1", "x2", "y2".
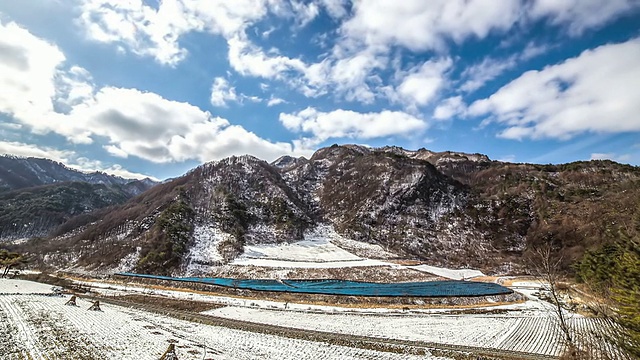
[
  {"x1": 159, "y1": 343, "x2": 178, "y2": 360},
  {"x1": 87, "y1": 300, "x2": 101, "y2": 311}
]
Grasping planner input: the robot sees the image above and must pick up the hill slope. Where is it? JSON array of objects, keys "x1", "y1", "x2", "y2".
[
  {"x1": 0, "y1": 156, "x2": 158, "y2": 242},
  {"x1": 16, "y1": 145, "x2": 640, "y2": 277},
  {"x1": 0, "y1": 155, "x2": 155, "y2": 195}
]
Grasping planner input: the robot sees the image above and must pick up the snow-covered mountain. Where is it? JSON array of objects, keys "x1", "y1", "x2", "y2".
[
  {"x1": 0, "y1": 155, "x2": 158, "y2": 242},
  {"x1": 17, "y1": 145, "x2": 640, "y2": 277},
  {"x1": 0, "y1": 155, "x2": 156, "y2": 195}
]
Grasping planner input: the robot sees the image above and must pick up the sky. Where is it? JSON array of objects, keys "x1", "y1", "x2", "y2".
[{"x1": 0, "y1": 1, "x2": 639, "y2": 180}]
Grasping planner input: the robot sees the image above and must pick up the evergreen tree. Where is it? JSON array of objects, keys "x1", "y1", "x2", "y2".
[{"x1": 576, "y1": 209, "x2": 640, "y2": 357}]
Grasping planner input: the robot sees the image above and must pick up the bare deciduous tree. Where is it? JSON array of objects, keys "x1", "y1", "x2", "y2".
[{"x1": 528, "y1": 246, "x2": 578, "y2": 358}]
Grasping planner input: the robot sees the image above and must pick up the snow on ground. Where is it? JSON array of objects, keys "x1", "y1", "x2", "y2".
[
  {"x1": 204, "y1": 305, "x2": 562, "y2": 355},
  {"x1": 184, "y1": 225, "x2": 232, "y2": 274},
  {"x1": 232, "y1": 225, "x2": 401, "y2": 268},
  {"x1": 0, "y1": 281, "x2": 445, "y2": 360},
  {"x1": 113, "y1": 246, "x2": 141, "y2": 273},
  {"x1": 203, "y1": 305, "x2": 608, "y2": 357},
  {"x1": 231, "y1": 258, "x2": 394, "y2": 268},
  {"x1": 0, "y1": 278, "x2": 55, "y2": 294},
  {"x1": 409, "y1": 265, "x2": 485, "y2": 280},
  {"x1": 238, "y1": 225, "x2": 362, "y2": 262}
]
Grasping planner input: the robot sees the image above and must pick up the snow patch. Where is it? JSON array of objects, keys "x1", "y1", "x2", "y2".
[
  {"x1": 184, "y1": 225, "x2": 231, "y2": 275},
  {"x1": 232, "y1": 225, "x2": 399, "y2": 268},
  {"x1": 231, "y1": 258, "x2": 393, "y2": 268},
  {"x1": 409, "y1": 265, "x2": 484, "y2": 280}
]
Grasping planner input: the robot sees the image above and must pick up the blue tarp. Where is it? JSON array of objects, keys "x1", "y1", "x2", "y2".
[{"x1": 116, "y1": 272, "x2": 513, "y2": 297}]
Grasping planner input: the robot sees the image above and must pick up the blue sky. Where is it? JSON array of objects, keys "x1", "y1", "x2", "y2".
[{"x1": 0, "y1": 1, "x2": 639, "y2": 180}]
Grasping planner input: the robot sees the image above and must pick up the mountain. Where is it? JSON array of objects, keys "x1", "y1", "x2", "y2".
[
  {"x1": 0, "y1": 155, "x2": 155, "y2": 195},
  {"x1": 0, "y1": 156, "x2": 158, "y2": 242},
  {"x1": 15, "y1": 145, "x2": 640, "y2": 277}
]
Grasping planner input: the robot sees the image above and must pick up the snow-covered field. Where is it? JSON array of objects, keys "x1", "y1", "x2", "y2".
[
  {"x1": 77, "y1": 277, "x2": 616, "y2": 358},
  {"x1": 228, "y1": 226, "x2": 482, "y2": 278},
  {"x1": 2, "y1": 278, "x2": 621, "y2": 359},
  {"x1": 231, "y1": 225, "x2": 397, "y2": 269},
  {"x1": 204, "y1": 305, "x2": 614, "y2": 358},
  {"x1": 0, "y1": 279, "x2": 445, "y2": 360},
  {"x1": 409, "y1": 265, "x2": 485, "y2": 280}
]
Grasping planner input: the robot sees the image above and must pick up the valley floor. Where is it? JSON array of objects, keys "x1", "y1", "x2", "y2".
[
  {"x1": 0, "y1": 277, "x2": 623, "y2": 360},
  {"x1": 0, "y1": 279, "x2": 446, "y2": 360}
]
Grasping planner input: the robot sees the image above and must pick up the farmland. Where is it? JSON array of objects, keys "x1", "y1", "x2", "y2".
[
  {"x1": 1, "y1": 277, "x2": 627, "y2": 359},
  {"x1": 0, "y1": 279, "x2": 443, "y2": 360}
]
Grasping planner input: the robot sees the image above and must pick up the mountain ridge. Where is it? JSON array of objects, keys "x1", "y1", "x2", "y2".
[
  {"x1": 0, "y1": 156, "x2": 159, "y2": 242},
  {"x1": 8, "y1": 145, "x2": 640, "y2": 278}
]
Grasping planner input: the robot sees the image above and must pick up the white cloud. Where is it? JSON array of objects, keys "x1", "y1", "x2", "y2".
[
  {"x1": 340, "y1": 1, "x2": 522, "y2": 53},
  {"x1": 460, "y1": 56, "x2": 518, "y2": 93},
  {"x1": 0, "y1": 22, "x2": 305, "y2": 165},
  {"x1": 530, "y1": 0, "x2": 639, "y2": 36},
  {"x1": 0, "y1": 21, "x2": 65, "y2": 131},
  {"x1": 0, "y1": 141, "x2": 74, "y2": 163},
  {"x1": 433, "y1": 96, "x2": 466, "y2": 120},
  {"x1": 267, "y1": 96, "x2": 286, "y2": 106},
  {"x1": 65, "y1": 86, "x2": 300, "y2": 163},
  {"x1": 289, "y1": 1, "x2": 320, "y2": 27},
  {"x1": 319, "y1": 0, "x2": 349, "y2": 19},
  {"x1": 279, "y1": 107, "x2": 427, "y2": 144},
  {"x1": 460, "y1": 42, "x2": 550, "y2": 93},
  {"x1": 55, "y1": 65, "x2": 95, "y2": 110},
  {"x1": 77, "y1": 0, "x2": 274, "y2": 65},
  {"x1": 211, "y1": 77, "x2": 263, "y2": 106},
  {"x1": 167, "y1": 123, "x2": 300, "y2": 163},
  {"x1": 396, "y1": 58, "x2": 452, "y2": 107},
  {"x1": 67, "y1": 157, "x2": 157, "y2": 180},
  {"x1": 66, "y1": 87, "x2": 285, "y2": 163},
  {"x1": 469, "y1": 38, "x2": 640, "y2": 140},
  {"x1": 497, "y1": 154, "x2": 517, "y2": 163},
  {"x1": 316, "y1": 51, "x2": 388, "y2": 103},
  {"x1": 210, "y1": 77, "x2": 238, "y2": 107},
  {"x1": 521, "y1": 42, "x2": 550, "y2": 61},
  {"x1": 590, "y1": 152, "x2": 631, "y2": 164},
  {"x1": 72, "y1": 0, "x2": 640, "y2": 113},
  {"x1": 590, "y1": 153, "x2": 615, "y2": 160},
  {"x1": 227, "y1": 35, "x2": 307, "y2": 78}
]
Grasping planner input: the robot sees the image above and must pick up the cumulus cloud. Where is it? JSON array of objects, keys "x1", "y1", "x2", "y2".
[
  {"x1": 267, "y1": 96, "x2": 286, "y2": 106},
  {"x1": 0, "y1": 21, "x2": 303, "y2": 165},
  {"x1": 395, "y1": 58, "x2": 452, "y2": 107},
  {"x1": 469, "y1": 38, "x2": 640, "y2": 140},
  {"x1": 433, "y1": 96, "x2": 466, "y2": 120},
  {"x1": 76, "y1": 0, "x2": 279, "y2": 65},
  {"x1": 279, "y1": 107, "x2": 427, "y2": 145},
  {"x1": 289, "y1": 1, "x2": 321, "y2": 27},
  {"x1": 0, "y1": 21, "x2": 65, "y2": 130},
  {"x1": 55, "y1": 65, "x2": 95, "y2": 110},
  {"x1": 64, "y1": 87, "x2": 295, "y2": 163},
  {"x1": 340, "y1": 0, "x2": 522, "y2": 52},
  {"x1": 227, "y1": 35, "x2": 307, "y2": 78},
  {"x1": 210, "y1": 77, "x2": 238, "y2": 107},
  {"x1": 72, "y1": 0, "x2": 640, "y2": 111},
  {"x1": 0, "y1": 141, "x2": 74, "y2": 163},
  {"x1": 529, "y1": 0, "x2": 639, "y2": 36}
]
